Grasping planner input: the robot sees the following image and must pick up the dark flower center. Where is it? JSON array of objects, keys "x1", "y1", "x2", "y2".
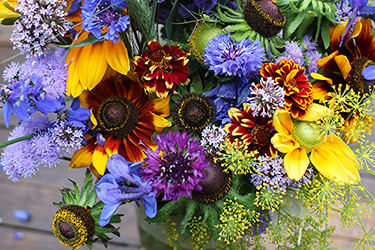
[
  {"x1": 160, "y1": 153, "x2": 190, "y2": 185},
  {"x1": 172, "y1": 93, "x2": 216, "y2": 135},
  {"x1": 150, "y1": 50, "x2": 172, "y2": 72},
  {"x1": 192, "y1": 157, "x2": 232, "y2": 203},
  {"x1": 350, "y1": 57, "x2": 375, "y2": 95},
  {"x1": 96, "y1": 96, "x2": 138, "y2": 137},
  {"x1": 243, "y1": 0, "x2": 285, "y2": 37},
  {"x1": 252, "y1": 125, "x2": 270, "y2": 147},
  {"x1": 59, "y1": 221, "x2": 75, "y2": 239},
  {"x1": 96, "y1": 0, "x2": 121, "y2": 28}
]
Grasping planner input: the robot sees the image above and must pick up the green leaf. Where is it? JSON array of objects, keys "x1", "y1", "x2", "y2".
[
  {"x1": 1, "y1": 17, "x2": 18, "y2": 25},
  {"x1": 145, "y1": 197, "x2": 187, "y2": 223},
  {"x1": 299, "y1": 0, "x2": 312, "y2": 11},
  {"x1": 203, "y1": 204, "x2": 221, "y2": 241},
  {"x1": 109, "y1": 214, "x2": 123, "y2": 224},
  {"x1": 53, "y1": 202, "x2": 64, "y2": 209},
  {"x1": 59, "y1": 36, "x2": 100, "y2": 48},
  {"x1": 79, "y1": 170, "x2": 94, "y2": 207},
  {"x1": 180, "y1": 200, "x2": 199, "y2": 236},
  {"x1": 86, "y1": 189, "x2": 98, "y2": 209},
  {"x1": 190, "y1": 72, "x2": 203, "y2": 93},
  {"x1": 165, "y1": 0, "x2": 179, "y2": 40},
  {"x1": 286, "y1": 11, "x2": 306, "y2": 37},
  {"x1": 68, "y1": 179, "x2": 81, "y2": 201},
  {"x1": 307, "y1": 10, "x2": 318, "y2": 17},
  {"x1": 288, "y1": 0, "x2": 300, "y2": 12},
  {"x1": 321, "y1": 18, "x2": 330, "y2": 49}
]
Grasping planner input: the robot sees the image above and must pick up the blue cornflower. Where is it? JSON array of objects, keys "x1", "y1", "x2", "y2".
[
  {"x1": 96, "y1": 154, "x2": 157, "y2": 226},
  {"x1": 339, "y1": 0, "x2": 375, "y2": 46},
  {"x1": 81, "y1": 0, "x2": 130, "y2": 43},
  {"x1": 2, "y1": 76, "x2": 61, "y2": 127},
  {"x1": 203, "y1": 34, "x2": 265, "y2": 78}
]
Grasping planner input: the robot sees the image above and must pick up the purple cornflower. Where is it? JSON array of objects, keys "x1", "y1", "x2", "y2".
[
  {"x1": 19, "y1": 50, "x2": 68, "y2": 100},
  {"x1": 203, "y1": 34, "x2": 265, "y2": 78},
  {"x1": 248, "y1": 77, "x2": 285, "y2": 118},
  {"x1": 11, "y1": 0, "x2": 71, "y2": 58},
  {"x1": 96, "y1": 154, "x2": 157, "y2": 226},
  {"x1": 250, "y1": 155, "x2": 313, "y2": 193},
  {"x1": 200, "y1": 124, "x2": 227, "y2": 155},
  {"x1": 81, "y1": 0, "x2": 130, "y2": 43},
  {"x1": 276, "y1": 41, "x2": 304, "y2": 67},
  {"x1": 141, "y1": 130, "x2": 209, "y2": 202}
]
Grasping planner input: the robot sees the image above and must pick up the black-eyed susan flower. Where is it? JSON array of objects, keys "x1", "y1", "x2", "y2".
[
  {"x1": 65, "y1": 31, "x2": 130, "y2": 97},
  {"x1": 69, "y1": 71, "x2": 171, "y2": 176},
  {"x1": 271, "y1": 104, "x2": 360, "y2": 184},
  {"x1": 134, "y1": 39, "x2": 190, "y2": 99}
]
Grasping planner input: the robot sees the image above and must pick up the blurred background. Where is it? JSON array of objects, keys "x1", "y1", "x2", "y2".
[{"x1": 0, "y1": 23, "x2": 374, "y2": 250}]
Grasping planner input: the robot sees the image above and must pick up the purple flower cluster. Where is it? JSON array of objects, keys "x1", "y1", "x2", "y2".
[
  {"x1": 276, "y1": 41, "x2": 304, "y2": 66},
  {"x1": 141, "y1": 131, "x2": 209, "y2": 202},
  {"x1": 203, "y1": 34, "x2": 265, "y2": 78},
  {"x1": 248, "y1": 77, "x2": 285, "y2": 118},
  {"x1": 250, "y1": 155, "x2": 313, "y2": 193},
  {"x1": 81, "y1": 0, "x2": 130, "y2": 43},
  {"x1": 96, "y1": 154, "x2": 156, "y2": 226},
  {"x1": 10, "y1": 0, "x2": 71, "y2": 58}
]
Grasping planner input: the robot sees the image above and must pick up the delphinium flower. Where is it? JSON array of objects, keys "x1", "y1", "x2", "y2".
[
  {"x1": 10, "y1": 0, "x2": 71, "y2": 58},
  {"x1": 96, "y1": 154, "x2": 157, "y2": 226},
  {"x1": 248, "y1": 77, "x2": 285, "y2": 118},
  {"x1": 250, "y1": 155, "x2": 313, "y2": 194},
  {"x1": 261, "y1": 59, "x2": 313, "y2": 119},
  {"x1": 200, "y1": 123, "x2": 227, "y2": 155},
  {"x1": 141, "y1": 130, "x2": 209, "y2": 202},
  {"x1": 203, "y1": 34, "x2": 265, "y2": 79},
  {"x1": 225, "y1": 102, "x2": 276, "y2": 156},
  {"x1": 134, "y1": 39, "x2": 190, "y2": 98},
  {"x1": 1, "y1": 76, "x2": 62, "y2": 127},
  {"x1": 81, "y1": 0, "x2": 130, "y2": 42}
]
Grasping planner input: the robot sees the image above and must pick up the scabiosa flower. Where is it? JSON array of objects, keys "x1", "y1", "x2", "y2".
[
  {"x1": 276, "y1": 41, "x2": 304, "y2": 67},
  {"x1": 260, "y1": 59, "x2": 313, "y2": 119},
  {"x1": 203, "y1": 34, "x2": 265, "y2": 78},
  {"x1": 134, "y1": 40, "x2": 190, "y2": 98},
  {"x1": 250, "y1": 155, "x2": 313, "y2": 194},
  {"x1": 30, "y1": 133, "x2": 61, "y2": 168},
  {"x1": 248, "y1": 77, "x2": 285, "y2": 118},
  {"x1": 3, "y1": 62, "x2": 21, "y2": 83},
  {"x1": 200, "y1": 124, "x2": 227, "y2": 155},
  {"x1": 81, "y1": 0, "x2": 130, "y2": 42},
  {"x1": 141, "y1": 130, "x2": 209, "y2": 202},
  {"x1": 10, "y1": 0, "x2": 71, "y2": 58},
  {"x1": 305, "y1": 50, "x2": 321, "y2": 76},
  {"x1": 224, "y1": 102, "x2": 277, "y2": 156}
]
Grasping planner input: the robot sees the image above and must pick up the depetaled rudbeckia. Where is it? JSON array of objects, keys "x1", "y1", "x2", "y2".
[
  {"x1": 260, "y1": 59, "x2": 313, "y2": 119},
  {"x1": 65, "y1": 31, "x2": 130, "y2": 98},
  {"x1": 134, "y1": 39, "x2": 190, "y2": 98},
  {"x1": 225, "y1": 102, "x2": 276, "y2": 157},
  {"x1": 271, "y1": 104, "x2": 360, "y2": 184},
  {"x1": 69, "y1": 71, "x2": 171, "y2": 176}
]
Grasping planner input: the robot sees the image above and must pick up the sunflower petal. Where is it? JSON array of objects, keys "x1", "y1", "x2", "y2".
[
  {"x1": 148, "y1": 112, "x2": 171, "y2": 132},
  {"x1": 271, "y1": 133, "x2": 300, "y2": 153},
  {"x1": 284, "y1": 148, "x2": 309, "y2": 181}
]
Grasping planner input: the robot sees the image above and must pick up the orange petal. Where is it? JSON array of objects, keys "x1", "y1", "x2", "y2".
[
  {"x1": 80, "y1": 43, "x2": 107, "y2": 90},
  {"x1": 104, "y1": 40, "x2": 130, "y2": 75},
  {"x1": 334, "y1": 55, "x2": 351, "y2": 80},
  {"x1": 69, "y1": 140, "x2": 95, "y2": 169},
  {"x1": 92, "y1": 144, "x2": 109, "y2": 176}
]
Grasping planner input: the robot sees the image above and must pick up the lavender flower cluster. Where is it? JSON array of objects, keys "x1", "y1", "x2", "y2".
[
  {"x1": 200, "y1": 123, "x2": 227, "y2": 155},
  {"x1": 10, "y1": 0, "x2": 71, "y2": 58},
  {"x1": 250, "y1": 155, "x2": 313, "y2": 193}
]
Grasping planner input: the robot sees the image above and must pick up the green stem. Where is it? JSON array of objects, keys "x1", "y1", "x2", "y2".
[
  {"x1": 0, "y1": 134, "x2": 34, "y2": 149},
  {"x1": 61, "y1": 156, "x2": 72, "y2": 161},
  {"x1": 141, "y1": 0, "x2": 157, "y2": 53}
]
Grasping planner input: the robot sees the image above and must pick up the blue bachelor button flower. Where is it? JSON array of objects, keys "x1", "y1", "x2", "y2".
[{"x1": 96, "y1": 154, "x2": 157, "y2": 227}]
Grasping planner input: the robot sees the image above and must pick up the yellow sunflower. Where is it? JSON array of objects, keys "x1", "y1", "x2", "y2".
[
  {"x1": 65, "y1": 31, "x2": 130, "y2": 97},
  {"x1": 69, "y1": 71, "x2": 171, "y2": 176},
  {"x1": 271, "y1": 104, "x2": 360, "y2": 184}
]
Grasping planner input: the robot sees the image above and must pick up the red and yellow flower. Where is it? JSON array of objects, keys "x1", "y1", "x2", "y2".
[
  {"x1": 134, "y1": 39, "x2": 190, "y2": 98},
  {"x1": 224, "y1": 102, "x2": 276, "y2": 156},
  {"x1": 260, "y1": 59, "x2": 313, "y2": 119},
  {"x1": 69, "y1": 71, "x2": 171, "y2": 176}
]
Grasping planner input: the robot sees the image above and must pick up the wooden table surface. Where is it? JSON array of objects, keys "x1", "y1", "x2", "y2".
[{"x1": 0, "y1": 26, "x2": 374, "y2": 250}]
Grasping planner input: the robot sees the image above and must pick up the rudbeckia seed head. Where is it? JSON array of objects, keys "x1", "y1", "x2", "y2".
[
  {"x1": 53, "y1": 205, "x2": 95, "y2": 249},
  {"x1": 192, "y1": 156, "x2": 232, "y2": 203},
  {"x1": 350, "y1": 57, "x2": 375, "y2": 95},
  {"x1": 292, "y1": 120, "x2": 324, "y2": 153},
  {"x1": 243, "y1": 0, "x2": 285, "y2": 38},
  {"x1": 96, "y1": 96, "x2": 138, "y2": 137},
  {"x1": 172, "y1": 93, "x2": 216, "y2": 135},
  {"x1": 189, "y1": 22, "x2": 224, "y2": 63}
]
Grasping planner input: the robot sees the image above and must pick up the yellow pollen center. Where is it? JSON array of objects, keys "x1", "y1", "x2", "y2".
[{"x1": 150, "y1": 50, "x2": 172, "y2": 72}]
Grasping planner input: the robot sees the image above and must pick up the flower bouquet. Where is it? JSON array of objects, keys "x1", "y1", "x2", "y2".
[{"x1": 1, "y1": 0, "x2": 375, "y2": 249}]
